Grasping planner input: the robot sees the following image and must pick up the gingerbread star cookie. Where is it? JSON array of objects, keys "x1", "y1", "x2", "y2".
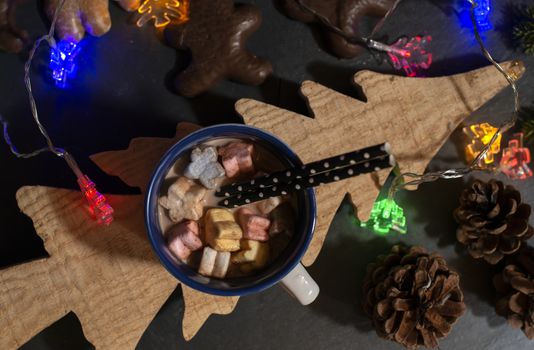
[
  {"x1": 165, "y1": 0, "x2": 273, "y2": 97},
  {"x1": 283, "y1": 0, "x2": 399, "y2": 58}
]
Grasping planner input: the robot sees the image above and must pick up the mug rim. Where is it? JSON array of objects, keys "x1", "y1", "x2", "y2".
[{"x1": 145, "y1": 124, "x2": 317, "y2": 296}]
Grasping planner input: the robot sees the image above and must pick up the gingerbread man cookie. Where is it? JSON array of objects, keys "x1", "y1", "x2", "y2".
[
  {"x1": 0, "y1": 0, "x2": 27, "y2": 53},
  {"x1": 45, "y1": 0, "x2": 141, "y2": 42},
  {"x1": 283, "y1": 0, "x2": 399, "y2": 58},
  {"x1": 164, "y1": 0, "x2": 273, "y2": 97}
]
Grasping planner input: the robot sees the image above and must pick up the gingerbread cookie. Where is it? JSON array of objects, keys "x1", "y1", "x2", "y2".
[
  {"x1": 0, "y1": 0, "x2": 27, "y2": 53},
  {"x1": 283, "y1": 0, "x2": 399, "y2": 58},
  {"x1": 164, "y1": 0, "x2": 272, "y2": 97},
  {"x1": 45, "y1": 0, "x2": 141, "y2": 42}
]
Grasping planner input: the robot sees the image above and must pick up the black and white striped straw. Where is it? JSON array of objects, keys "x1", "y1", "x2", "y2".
[{"x1": 216, "y1": 143, "x2": 394, "y2": 208}]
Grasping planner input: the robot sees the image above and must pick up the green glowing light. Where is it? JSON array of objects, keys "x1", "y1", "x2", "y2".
[{"x1": 360, "y1": 198, "x2": 407, "y2": 235}]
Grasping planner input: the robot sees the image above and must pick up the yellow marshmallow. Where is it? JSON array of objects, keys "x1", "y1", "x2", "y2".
[
  {"x1": 205, "y1": 208, "x2": 242, "y2": 251},
  {"x1": 232, "y1": 240, "x2": 269, "y2": 269}
]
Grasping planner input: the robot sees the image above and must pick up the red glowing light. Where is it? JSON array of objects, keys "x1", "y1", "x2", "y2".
[
  {"x1": 500, "y1": 133, "x2": 532, "y2": 180},
  {"x1": 77, "y1": 175, "x2": 114, "y2": 225},
  {"x1": 387, "y1": 35, "x2": 432, "y2": 77}
]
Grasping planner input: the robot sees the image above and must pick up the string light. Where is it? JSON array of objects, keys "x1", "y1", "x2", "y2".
[
  {"x1": 463, "y1": 123, "x2": 502, "y2": 165},
  {"x1": 0, "y1": 0, "x2": 114, "y2": 225},
  {"x1": 295, "y1": 0, "x2": 432, "y2": 77},
  {"x1": 360, "y1": 198, "x2": 407, "y2": 235},
  {"x1": 367, "y1": 0, "x2": 521, "y2": 235},
  {"x1": 49, "y1": 40, "x2": 82, "y2": 88},
  {"x1": 137, "y1": 0, "x2": 190, "y2": 28},
  {"x1": 500, "y1": 133, "x2": 532, "y2": 180}
]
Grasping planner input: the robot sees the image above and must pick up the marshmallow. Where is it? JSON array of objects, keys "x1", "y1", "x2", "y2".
[
  {"x1": 257, "y1": 196, "x2": 283, "y2": 215},
  {"x1": 205, "y1": 208, "x2": 242, "y2": 252},
  {"x1": 269, "y1": 202, "x2": 295, "y2": 237},
  {"x1": 168, "y1": 235, "x2": 191, "y2": 261},
  {"x1": 232, "y1": 240, "x2": 270, "y2": 272},
  {"x1": 159, "y1": 177, "x2": 206, "y2": 222},
  {"x1": 184, "y1": 147, "x2": 225, "y2": 189},
  {"x1": 218, "y1": 142, "x2": 255, "y2": 178},
  {"x1": 179, "y1": 221, "x2": 203, "y2": 250},
  {"x1": 199, "y1": 246, "x2": 231, "y2": 278},
  {"x1": 167, "y1": 220, "x2": 203, "y2": 261},
  {"x1": 237, "y1": 208, "x2": 270, "y2": 242}
]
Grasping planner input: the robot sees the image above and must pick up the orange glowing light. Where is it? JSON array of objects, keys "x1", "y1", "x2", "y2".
[
  {"x1": 137, "y1": 0, "x2": 190, "y2": 28},
  {"x1": 463, "y1": 123, "x2": 502, "y2": 165}
]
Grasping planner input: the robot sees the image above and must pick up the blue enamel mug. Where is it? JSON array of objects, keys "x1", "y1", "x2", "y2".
[{"x1": 145, "y1": 124, "x2": 319, "y2": 304}]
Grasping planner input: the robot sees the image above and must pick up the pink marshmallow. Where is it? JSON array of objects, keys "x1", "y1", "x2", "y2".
[
  {"x1": 237, "y1": 208, "x2": 270, "y2": 242},
  {"x1": 221, "y1": 157, "x2": 240, "y2": 178},
  {"x1": 218, "y1": 142, "x2": 255, "y2": 178},
  {"x1": 167, "y1": 220, "x2": 203, "y2": 260},
  {"x1": 183, "y1": 220, "x2": 200, "y2": 235},
  {"x1": 180, "y1": 229, "x2": 203, "y2": 250},
  {"x1": 168, "y1": 234, "x2": 191, "y2": 260}
]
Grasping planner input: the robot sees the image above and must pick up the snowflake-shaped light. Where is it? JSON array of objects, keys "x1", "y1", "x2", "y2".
[
  {"x1": 500, "y1": 133, "x2": 532, "y2": 180},
  {"x1": 463, "y1": 122, "x2": 502, "y2": 165},
  {"x1": 49, "y1": 40, "x2": 82, "y2": 88},
  {"x1": 137, "y1": 0, "x2": 190, "y2": 28},
  {"x1": 360, "y1": 198, "x2": 407, "y2": 235},
  {"x1": 386, "y1": 35, "x2": 432, "y2": 77}
]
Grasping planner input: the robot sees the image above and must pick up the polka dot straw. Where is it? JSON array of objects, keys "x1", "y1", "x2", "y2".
[{"x1": 217, "y1": 143, "x2": 394, "y2": 208}]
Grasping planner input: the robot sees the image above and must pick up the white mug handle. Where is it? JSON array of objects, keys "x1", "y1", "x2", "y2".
[{"x1": 279, "y1": 262, "x2": 319, "y2": 305}]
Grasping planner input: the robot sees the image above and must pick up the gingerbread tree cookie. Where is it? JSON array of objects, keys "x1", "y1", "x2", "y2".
[
  {"x1": 165, "y1": 0, "x2": 272, "y2": 97},
  {"x1": 283, "y1": 0, "x2": 399, "y2": 58}
]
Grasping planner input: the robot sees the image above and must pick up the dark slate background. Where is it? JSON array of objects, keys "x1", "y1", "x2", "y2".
[{"x1": 1, "y1": 0, "x2": 533, "y2": 349}]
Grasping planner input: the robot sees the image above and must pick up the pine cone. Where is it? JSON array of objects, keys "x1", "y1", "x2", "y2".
[
  {"x1": 363, "y1": 245, "x2": 466, "y2": 349},
  {"x1": 493, "y1": 245, "x2": 534, "y2": 340},
  {"x1": 454, "y1": 179, "x2": 533, "y2": 264}
]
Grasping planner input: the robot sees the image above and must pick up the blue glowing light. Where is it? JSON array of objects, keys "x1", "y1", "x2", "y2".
[
  {"x1": 471, "y1": 0, "x2": 491, "y2": 31},
  {"x1": 49, "y1": 40, "x2": 82, "y2": 88}
]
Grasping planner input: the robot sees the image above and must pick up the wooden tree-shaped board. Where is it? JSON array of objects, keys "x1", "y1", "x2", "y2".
[
  {"x1": 0, "y1": 62, "x2": 524, "y2": 350},
  {"x1": 238, "y1": 61, "x2": 525, "y2": 265}
]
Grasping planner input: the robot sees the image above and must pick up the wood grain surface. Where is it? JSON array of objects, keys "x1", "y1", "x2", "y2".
[{"x1": 0, "y1": 63, "x2": 524, "y2": 349}]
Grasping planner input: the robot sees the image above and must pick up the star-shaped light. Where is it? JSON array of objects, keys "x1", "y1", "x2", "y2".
[
  {"x1": 137, "y1": 0, "x2": 189, "y2": 28},
  {"x1": 463, "y1": 122, "x2": 502, "y2": 165},
  {"x1": 500, "y1": 133, "x2": 532, "y2": 180}
]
